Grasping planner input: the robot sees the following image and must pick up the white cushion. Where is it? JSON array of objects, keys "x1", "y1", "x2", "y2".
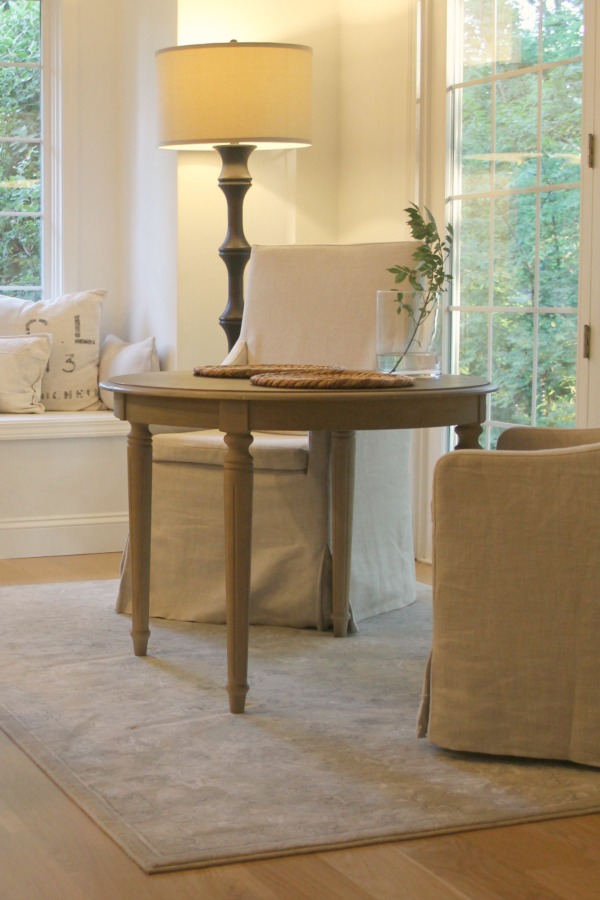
[
  {"x1": 0, "y1": 333, "x2": 53, "y2": 414},
  {"x1": 0, "y1": 290, "x2": 105, "y2": 410},
  {"x1": 99, "y1": 334, "x2": 160, "y2": 409}
]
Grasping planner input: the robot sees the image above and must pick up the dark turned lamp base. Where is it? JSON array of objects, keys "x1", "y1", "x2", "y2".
[{"x1": 215, "y1": 143, "x2": 256, "y2": 351}]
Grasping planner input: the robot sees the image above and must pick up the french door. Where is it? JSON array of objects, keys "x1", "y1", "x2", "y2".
[{"x1": 447, "y1": 0, "x2": 585, "y2": 447}]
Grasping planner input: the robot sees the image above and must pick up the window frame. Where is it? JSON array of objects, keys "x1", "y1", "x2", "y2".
[
  {"x1": 42, "y1": 0, "x2": 73, "y2": 299},
  {"x1": 446, "y1": 0, "x2": 584, "y2": 446}
]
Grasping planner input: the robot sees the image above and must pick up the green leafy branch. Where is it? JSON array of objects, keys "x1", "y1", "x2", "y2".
[{"x1": 387, "y1": 203, "x2": 453, "y2": 370}]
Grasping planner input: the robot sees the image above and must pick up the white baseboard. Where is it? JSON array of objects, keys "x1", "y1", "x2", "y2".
[{"x1": 0, "y1": 513, "x2": 129, "y2": 559}]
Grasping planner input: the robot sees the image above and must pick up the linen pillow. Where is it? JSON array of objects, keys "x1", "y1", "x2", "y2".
[
  {"x1": 0, "y1": 333, "x2": 53, "y2": 414},
  {"x1": 0, "y1": 290, "x2": 105, "y2": 410},
  {"x1": 99, "y1": 334, "x2": 160, "y2": 409}
]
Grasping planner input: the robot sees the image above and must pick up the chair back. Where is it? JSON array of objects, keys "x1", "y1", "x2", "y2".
[{"x1": 235, "y1": 242, "x2": 420, "y2": 369}]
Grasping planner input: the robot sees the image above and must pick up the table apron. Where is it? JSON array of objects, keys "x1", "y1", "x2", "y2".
[{"x1": 113, "y1": 392, "x2": 487, "y2": 433}]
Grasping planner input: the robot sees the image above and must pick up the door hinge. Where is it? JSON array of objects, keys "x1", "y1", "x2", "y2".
[
  {"x1": 583, "y1": 324, "x2": 591, "y2": 359},
  {"x1": 588, "y1": 134, "x2": 595, "y2": 169}
]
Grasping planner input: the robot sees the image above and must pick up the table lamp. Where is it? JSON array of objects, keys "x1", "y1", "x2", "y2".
[{"x1": 156, "y1": 40, "x2": 313, "y2": 350}]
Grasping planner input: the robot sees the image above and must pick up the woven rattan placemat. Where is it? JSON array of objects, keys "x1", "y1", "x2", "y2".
[
  {"x1": 193, "y1": 364, "x2": 344, "y2": 379},
  {"x1": 193, "y1": 364, "x2": 414, "y2": 389}
]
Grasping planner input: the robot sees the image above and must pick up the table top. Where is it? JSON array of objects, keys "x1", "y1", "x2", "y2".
[
  {"x1": 102, "y1": 371, "x2": 496, "y2": 435},
  {"x1": 103, "y1": 370, "x2": 494, "y2": 402}
]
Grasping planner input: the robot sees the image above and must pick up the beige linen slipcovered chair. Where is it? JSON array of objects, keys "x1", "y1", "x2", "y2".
[
  {"x1": 117, "y1": 241, "x2": 419, "y2": 631},
  {"x1": 418, "y1": 425, "x2": 600, "y2": 768}
]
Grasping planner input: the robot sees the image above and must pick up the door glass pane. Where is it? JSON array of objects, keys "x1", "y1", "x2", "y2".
[
  {"x1": 494, "y1": 72, "x2": 538, "y2": 190},
  {"x1": 539, "y1": 188, "x2": 580, "y2": 307},
  {"x1": 490, "y1": 311, "x2": 534, "y2": 425},
  {"x1": 456, "y1": 309, "x2": 490, "y2": 376},
  {"x1": 462, "y1": 0, "x2": 495, "y2": 80},
  {"x1": 541, "y1": 61, "x2": 582, "y2": 184},
  {"x1": 459, "y1": 83, "x2": 493, "y2": 194},
  {"x1": 457, "y1": 197, "x2": 491, "y2": 307},
  {"x1": 493, "y1": 193, "x2": 536, "y2": 306},
  {"x1": 542, "y1": 0, "x2": 584, "y2": 63},
  {"x1": 536, "y1": 312, "x2": 577, "y2": 424},
  {"x1": 496, "y1": 0, "x2": 539, "y2": 72}
]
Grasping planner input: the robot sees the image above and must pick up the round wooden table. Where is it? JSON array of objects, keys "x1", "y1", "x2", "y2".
[{"x1": 104, "y1": 371, "x2": 496, "y2": 713}]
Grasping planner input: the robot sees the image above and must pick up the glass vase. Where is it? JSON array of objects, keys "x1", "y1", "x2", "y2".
[{"x1": 376, "y1": 289, "x2": 442, "y2": 377}]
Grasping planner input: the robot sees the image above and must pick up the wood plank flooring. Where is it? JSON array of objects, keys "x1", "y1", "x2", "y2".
[{"x1": 0, "y1": 554, "x2": 599, "y2": 899}]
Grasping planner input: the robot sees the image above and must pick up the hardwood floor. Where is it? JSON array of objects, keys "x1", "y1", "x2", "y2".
[{"x1": 1, "y1": 554, "x2": 599, "y2": 899}]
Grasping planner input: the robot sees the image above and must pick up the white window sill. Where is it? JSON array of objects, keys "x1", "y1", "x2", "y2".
[{"x1": 0, "y1": 410, "x2": 130, "y2": 441}]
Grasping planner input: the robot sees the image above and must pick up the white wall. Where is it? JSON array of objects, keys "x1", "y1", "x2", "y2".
[
  {"x1": 61, "y1": 0, "x2": 178, "y2": 366},
  {"x1": 117, "y1": 0, "x2": 179, "y2": 369}
]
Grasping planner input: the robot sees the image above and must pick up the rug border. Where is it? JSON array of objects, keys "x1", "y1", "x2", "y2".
[{"x1": 3, "y1": 698, "x2": 600, "y2": 875}]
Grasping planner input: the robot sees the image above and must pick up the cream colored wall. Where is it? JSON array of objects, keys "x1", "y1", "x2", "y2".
[
  {"x1": 117, "y1": 0, "x2": 179, "y2": 369},
  {"x1": 175, "y1": 0, "x2": 419, "y2": 369},
  {"x1": 338, "y1": 0, "x2": 418, "y2": 243},
  {"x1": 61, "y1": 0, "x2": 178, "y2": 366}
]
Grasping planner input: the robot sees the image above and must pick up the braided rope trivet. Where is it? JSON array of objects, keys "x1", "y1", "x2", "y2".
[{"x1": 249, "y1": 370, "x2": 415, "y2": 389}]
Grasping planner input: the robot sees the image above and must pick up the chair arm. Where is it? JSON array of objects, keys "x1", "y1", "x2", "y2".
[
  {"x1": 497, "y1": 425, "x2": 600, "y2": 451},
  {"x1": 433, "y1": 443, "x2": 600, "y2": 590}
]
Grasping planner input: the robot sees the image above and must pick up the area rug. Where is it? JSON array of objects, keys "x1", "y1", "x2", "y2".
[{"x1": 1, "y1": 581, "x2": 599, "y2": 874}]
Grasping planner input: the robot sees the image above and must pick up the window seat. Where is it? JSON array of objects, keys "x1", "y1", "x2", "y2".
[
  {"x1": 0, "y1": 410, "x2": 130, "y2": 559},
  {"x1": 0, "y1": 409, "x2": 130, "y2": 440}
]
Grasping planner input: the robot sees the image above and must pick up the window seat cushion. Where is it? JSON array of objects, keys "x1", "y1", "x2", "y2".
[{"x1": 0, "y1": 409, "x2": 129, "y2": 441}]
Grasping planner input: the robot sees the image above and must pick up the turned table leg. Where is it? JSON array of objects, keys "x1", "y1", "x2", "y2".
[
  {"x1": 127, "y1": 423, "x2": 152, "y2": 656},
  {"x1": 223, "y1": 431, "x2": 254, "y2": 713},
  {"x1": 454, "y1": 422, "x2": 484, "y2": 449},
  {"x1": 331, "y1": 430, "x2": 356, "y2": 637}
]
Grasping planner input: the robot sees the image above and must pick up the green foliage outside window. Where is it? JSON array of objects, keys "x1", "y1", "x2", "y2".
[{"x1": 0, "y1": 0, "x2": 42, "y2": 300}]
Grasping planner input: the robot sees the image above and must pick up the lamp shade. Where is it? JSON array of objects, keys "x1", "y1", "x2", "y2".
[{"x1": 156, "y1": 41, "x2": 312, "y2": 150}]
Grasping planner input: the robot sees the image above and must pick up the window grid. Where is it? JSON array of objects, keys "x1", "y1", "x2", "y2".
[{"x1": 447, "y1": 0, "x2": 583, "y2": 447}]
